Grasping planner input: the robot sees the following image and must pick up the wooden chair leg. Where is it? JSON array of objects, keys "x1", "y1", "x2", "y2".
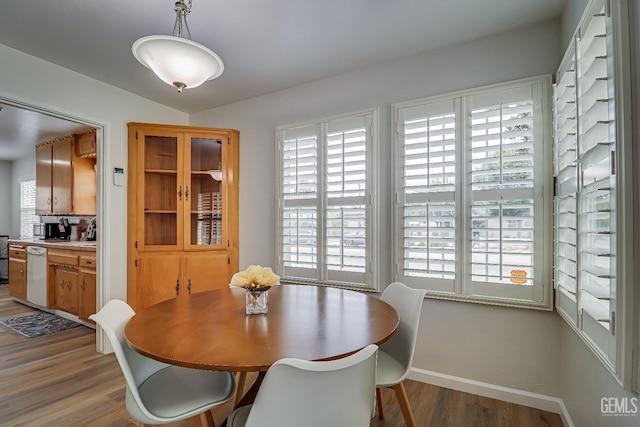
[
  {"x1": 391, "y1": 382, "x2": 416, "y2": 427},
  {"x1": 235, "y1": 371, "x2": 247, "y2": 406},
  {"x1": 200, "y1": 410, "x2": 216, "y2": 427},
  {"x1": 376, "y1": 387, "x2": 385, "y2": 419},
  {"x1": 185, "y1": 411, "x2": 215, "y2": 427}
]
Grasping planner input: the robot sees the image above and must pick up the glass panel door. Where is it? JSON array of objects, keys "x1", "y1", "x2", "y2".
[
  {"x1": 187, "y1": 135, "x2": 225, "y2": 248},
  {"x1": 140, "y1": 131, "x2": 182, "y2": 248}
]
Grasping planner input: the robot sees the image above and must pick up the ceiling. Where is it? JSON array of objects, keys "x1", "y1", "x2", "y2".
[{"x1": 0, "y1": 0, "x2": 566, "y2": 161}]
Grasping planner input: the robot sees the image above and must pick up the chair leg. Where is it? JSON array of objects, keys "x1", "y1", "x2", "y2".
[
  {"x1": 391, "y1": 382, "x2": 416, "y2": 427},
  {"x1": 235, "y1": 371, "x2": 247, "y2": 406},
  {"x1": 376, "y1": 387, "x2": 385, "y2": 419},
  {"x1": 183, "y1": 411, "x2": 215, "y2": 427}
]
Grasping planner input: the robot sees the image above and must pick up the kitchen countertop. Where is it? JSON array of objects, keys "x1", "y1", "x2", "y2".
[{"x1": 8, "y1": 238, "x2": 97, "y2": 252}]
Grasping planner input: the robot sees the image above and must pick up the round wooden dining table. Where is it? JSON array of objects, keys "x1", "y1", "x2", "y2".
[{"x1": 124, "y1": 284, "x2": 399, "y2": 372}]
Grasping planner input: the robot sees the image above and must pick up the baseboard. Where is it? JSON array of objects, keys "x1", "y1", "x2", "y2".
[{"x1": 408, "y1": 368, "x2": 574, "y2": 427}]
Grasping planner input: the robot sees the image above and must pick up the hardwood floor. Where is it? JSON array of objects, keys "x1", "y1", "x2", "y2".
[{"x1": 0, "y1": 285, "x2": 564, "y2": 426}]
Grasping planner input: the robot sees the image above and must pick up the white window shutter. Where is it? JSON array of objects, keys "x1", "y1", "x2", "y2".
[
  {"x1": 397, "y1": 100, "x2": 457, "y2": 293},
  {"x1": 554, "y1": 43, "x2": 579, "y2": 326},
  {"x1": 469, "y1": 91, "x2": 537, "y2": 290},
  {"x1": 325, "y1": 115, "x2": 370, "y2": 284},
  {"x1": 393, "y1": 77, "x2": 550, "y2": 309},
  {"x1": 575, "y1": 0, "x2": 616, "y2": 362},
  {"x1": 277, "y1": 110, "x2": 375, "y2": 289},
  {"x1": 280, "y1": 125, "x2": 320, "y2": 280}
]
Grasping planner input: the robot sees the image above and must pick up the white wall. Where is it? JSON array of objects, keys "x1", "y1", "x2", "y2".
[
  {"x1": 561, "y1": 0, "x2": 589, "y2": 49},
  {"x1": 0, "y1": 43, "x2": 189, "y2": 302},
  {"x1": 560, "y1": 323, "x2": 638, "y2": 426},
  {"x1": 9, "y1": 153, "x2": 35, "y2": 238},
  {"x1": 0, "y1": 160, "x2": 11, "y2": 235},
  {"x1": 191, "y1": 20, "x2": 564, "y2": 396}
]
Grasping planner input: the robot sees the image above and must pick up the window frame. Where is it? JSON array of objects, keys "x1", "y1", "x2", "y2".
[
  {"x1": 19, "y1": 179, "x2": 38, "y2": 238},
  {"x1": 554, "y1": 0, "x2": 636, "y2": 390},
  {"x1": 276, "y1": 108, "x2": 378, "y2": 291},
  {"x1": 392, "y1": 76, "x2": 554, "y2": 310}
]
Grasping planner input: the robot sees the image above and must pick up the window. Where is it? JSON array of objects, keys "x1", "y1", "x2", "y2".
[
  {"x1": 393, "y1": 77, "x2": 552, "y2": 309},
  {"x1": 553, "y1": 0, "x2": 634, "y2": 384},
  {"x1": 20, "y1": 179, "x2": 37, "y2": 238},
  {"x1": 277, "y1": 110, "x2": 376, "y2": 289}
]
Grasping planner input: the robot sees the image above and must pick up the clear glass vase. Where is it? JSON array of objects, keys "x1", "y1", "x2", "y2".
[{"x1": 245, "y1": 287, "x2": 269, "y2": 314}]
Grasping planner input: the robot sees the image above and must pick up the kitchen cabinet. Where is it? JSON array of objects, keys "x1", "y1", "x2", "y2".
[
  {"x1": 8, "y1": 245, "x2": 26, "y2": 300},
  {"x1": 54, "y1": 267, "x2": 79, "y2": 315},
  {"x1": 48, "y1": 249, "x2": 96, "y2": 320},
  {"x1": 36, "y1": 134, "x2": 96, "y2": 216},
  {"x1": 75, "y1": 130, "x2": 97, "y2": 158},
  {"x1": 78, "y1": 255, "x2": 96, "y2": 322},
  {"x1": 127, "y1": 123, "x2": 239, "y2": 311}
]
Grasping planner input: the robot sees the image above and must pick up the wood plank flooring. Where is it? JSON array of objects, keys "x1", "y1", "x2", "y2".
[{"x1": 0, "y1": 285, "x2": 564, "y2": 426}]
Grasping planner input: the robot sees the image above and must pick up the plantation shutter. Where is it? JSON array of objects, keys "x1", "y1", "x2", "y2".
[
  {"x1": 469, "y1": 84, "x2": 544, "y2": 302},
  {"x1": 280, "y1": 125, "x2": 320, "y2": 280},
  {"x1": 554, "y1": 44, "x2": 579, "y2": 325},
  {"x1": 575, "y1": 0, "x2": 616, "y2": 361},
  {"x1": 393, "y1": 77, "x2": 550, "y2": 309},
  {"x1": 325, "y1": 115, "x2": 370, "y2": 284},
  {"x1": 397, "y1": 100, "x2": 457, "y2": 293},
  {"x1": 278, "y1": 110, "x2": 375, "y2": 289}
]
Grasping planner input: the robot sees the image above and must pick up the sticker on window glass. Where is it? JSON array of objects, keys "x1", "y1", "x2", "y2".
[{"x1": 510, "y1": 270, "x2": 527, "y2": 284}]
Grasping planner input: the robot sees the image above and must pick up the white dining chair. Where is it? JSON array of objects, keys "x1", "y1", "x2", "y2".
[
  {"x1": 90, "y1": 299, "x2": 236, "y2": 427},
  {"x1": 376, "y1": 281, "x2": 426, "y2": 427},
  {"x1": 227, "y1": 344, "x2": 379, "y2": 427}
]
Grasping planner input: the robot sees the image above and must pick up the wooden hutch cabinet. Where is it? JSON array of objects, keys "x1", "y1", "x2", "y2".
[{"x1": 127, "y1": 123, "x2": 239, "y2": 311}]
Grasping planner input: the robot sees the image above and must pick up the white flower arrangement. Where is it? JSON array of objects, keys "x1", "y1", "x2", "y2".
[{"x1": 230, "y1": 265, "x2": 280, "y2": 290}]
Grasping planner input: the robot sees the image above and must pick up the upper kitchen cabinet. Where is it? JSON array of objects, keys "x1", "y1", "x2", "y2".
[
  {"x1": 75, "y1": 130, "x2": 97, "y2": 158},
  {"x1": 36, "y1": 133, "x2": 96, "y2": 216},
  {"x1": 127, "y1": 123, "x2": 239, "y2": 310}
]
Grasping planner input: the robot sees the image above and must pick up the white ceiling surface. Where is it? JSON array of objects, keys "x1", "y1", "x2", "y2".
[
  {"x1": 0, "y1": 0, "x2": 566, "y2": 160},
  {"x1": 0, "y1": 103, "x2": 93, "y2": 161}
]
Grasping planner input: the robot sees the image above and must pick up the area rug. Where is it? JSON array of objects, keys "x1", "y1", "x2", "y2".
[{"x1": 0, "y1": 312, "x2": 81, "y2": 338}]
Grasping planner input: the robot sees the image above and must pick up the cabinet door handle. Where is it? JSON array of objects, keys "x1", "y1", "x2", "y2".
[
  {"x1": 178, "y1": 186, "x2": 183, "y2": 201},
  {"x1": 188, "y1": 279, "x2": 191, "y2": 294},
  {"x1": 176, "y1": 280, "x2": 180, "y2": 295},
  {"x1": 67, "y1": 281, "x2": 72, "y2": 290},
  {"x1": 81, "y1": 280, "x2": 85, "y2": 290},
  {"x1": 54, "y1": 197, "x2": 58, "y2": 206},
  {"x1": 20, "y1": 269, "x2": 24, "y2": 277},
  {"x1": 60, "y1": 280, "x2": 65, "y2": 289},
  {"x1": 185, "y1": 186, "x2": 189, "y2": 201},
  {"x1": 47, "y1": 197, "x2": 51, "y2": 206}
]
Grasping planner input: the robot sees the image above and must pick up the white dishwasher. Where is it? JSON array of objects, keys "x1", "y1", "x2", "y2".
[{"x1": 26, "y1": 246, "x2": 48, "y2": 307}]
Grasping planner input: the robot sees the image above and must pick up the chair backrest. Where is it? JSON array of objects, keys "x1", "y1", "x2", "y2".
[
  {"x1": 380, "y1": 282, "x2": 426, "y2": 381},
  {"x1": 243, "y1": 344, "x2": 379, "y2": 427},
  {"x1": 89, "y1": 299, "x2": 169, "y2": 421}
]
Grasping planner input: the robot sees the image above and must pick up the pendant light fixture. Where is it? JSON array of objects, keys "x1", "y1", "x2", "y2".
[{"x1": 132, "y1": 0, "x2": 224, "y2": 93}]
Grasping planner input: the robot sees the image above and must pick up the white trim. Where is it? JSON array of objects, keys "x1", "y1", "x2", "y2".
[
  {"x1": 408, "y1": 367, "x2": 574, "y2": 426},
  {"x1": 0, "y1": 95, "x2": 109, "y2": 354}
]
